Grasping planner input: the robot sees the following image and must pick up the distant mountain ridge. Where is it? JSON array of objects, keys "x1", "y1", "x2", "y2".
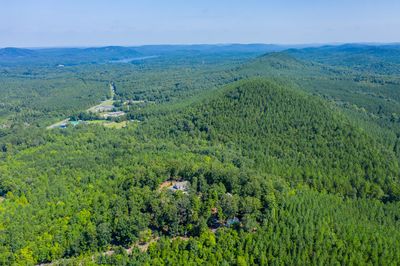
[
  {"x1": 0, "y1": 47, "x2": 37, "y2": 57},
  {"x1": 2, "y1": 43, "x2": 400, "y2": 69},
  {"x1": 0, "y1": 44, "x2": 290, "y2": 66},
  {"x1": 0, "y1": 46, "x2": 141, "y2": 65}
]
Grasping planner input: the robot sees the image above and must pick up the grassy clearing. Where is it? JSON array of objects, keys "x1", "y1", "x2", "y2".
[
  {"x1": 86, "y1": 120, "x2": 105, "y2": 124},
  {"x1": 87, "y1": 120, "x2": 129, "y2": 129},
  {"x1": 103, "y1": 121, "x2": 128, "y2": 129}
]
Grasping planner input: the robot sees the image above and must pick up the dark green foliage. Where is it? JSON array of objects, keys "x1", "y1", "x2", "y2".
[
  {"x1": 0, "y1": 45, "x2": 400, "y2": 265},
  {"x1": 140, "y1": 79, "x2": 399, "y2": 200},
  {"x1": 136, "y1": 189, "x2": 400, "y2": 265}
]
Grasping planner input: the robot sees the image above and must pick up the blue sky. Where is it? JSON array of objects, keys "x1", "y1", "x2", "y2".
[{"x1": 1, "y1": 0, "x2": 399, "y2": 47}]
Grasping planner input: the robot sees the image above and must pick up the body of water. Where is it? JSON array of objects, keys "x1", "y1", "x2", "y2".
[{"x1": 109, "y1": 55, "x2": 159, "y2": 63}]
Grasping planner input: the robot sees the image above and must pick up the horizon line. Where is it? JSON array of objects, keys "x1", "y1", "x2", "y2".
[{"x1": 2, "y1": 42, "x2": 400, "y2": 50}]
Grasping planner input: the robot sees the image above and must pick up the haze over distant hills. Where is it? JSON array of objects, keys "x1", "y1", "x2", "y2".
[{"x1": 2, "y1": 43, "x2": 400, "y2": 66}]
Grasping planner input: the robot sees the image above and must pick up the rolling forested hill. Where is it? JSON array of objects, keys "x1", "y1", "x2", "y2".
[
  {"x1": 140, "y1": 79, "x2": 399, "y2": 200},
  {"x1": 0, "y1": 44, "x2": 400, "y2": 265},
  {"x1": 238, "y1": 50, "x2": 400, "y2": 162}
]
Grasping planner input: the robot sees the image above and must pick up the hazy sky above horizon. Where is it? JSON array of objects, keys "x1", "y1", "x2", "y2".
[{"x1": 1, "y1": 0, "x2": 399, "y2": 47}]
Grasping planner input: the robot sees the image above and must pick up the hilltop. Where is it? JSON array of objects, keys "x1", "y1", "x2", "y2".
[{"x1": 141, "y1": 79, "x2": 399, "y2": 200}]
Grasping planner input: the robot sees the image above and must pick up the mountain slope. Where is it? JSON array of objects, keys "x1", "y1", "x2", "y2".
[
  {"x1": 238, "y1": 51, "x2": 400, "y2": 154},
  {"x1": 238, "y1": 52, "x2": 349, "y2": 78},
  {"x1": 142, "y1": 79, "x2": 400, "y2": 200}
]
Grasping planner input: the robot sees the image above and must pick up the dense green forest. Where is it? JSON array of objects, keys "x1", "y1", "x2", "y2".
[{"x1": 0, "y1": 44, "x2": 399, "y2": 265}]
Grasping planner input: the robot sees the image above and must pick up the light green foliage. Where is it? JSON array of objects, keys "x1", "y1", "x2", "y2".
[{"x1": 0, "y1": 45, "x2": 400, "y2": 265}]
